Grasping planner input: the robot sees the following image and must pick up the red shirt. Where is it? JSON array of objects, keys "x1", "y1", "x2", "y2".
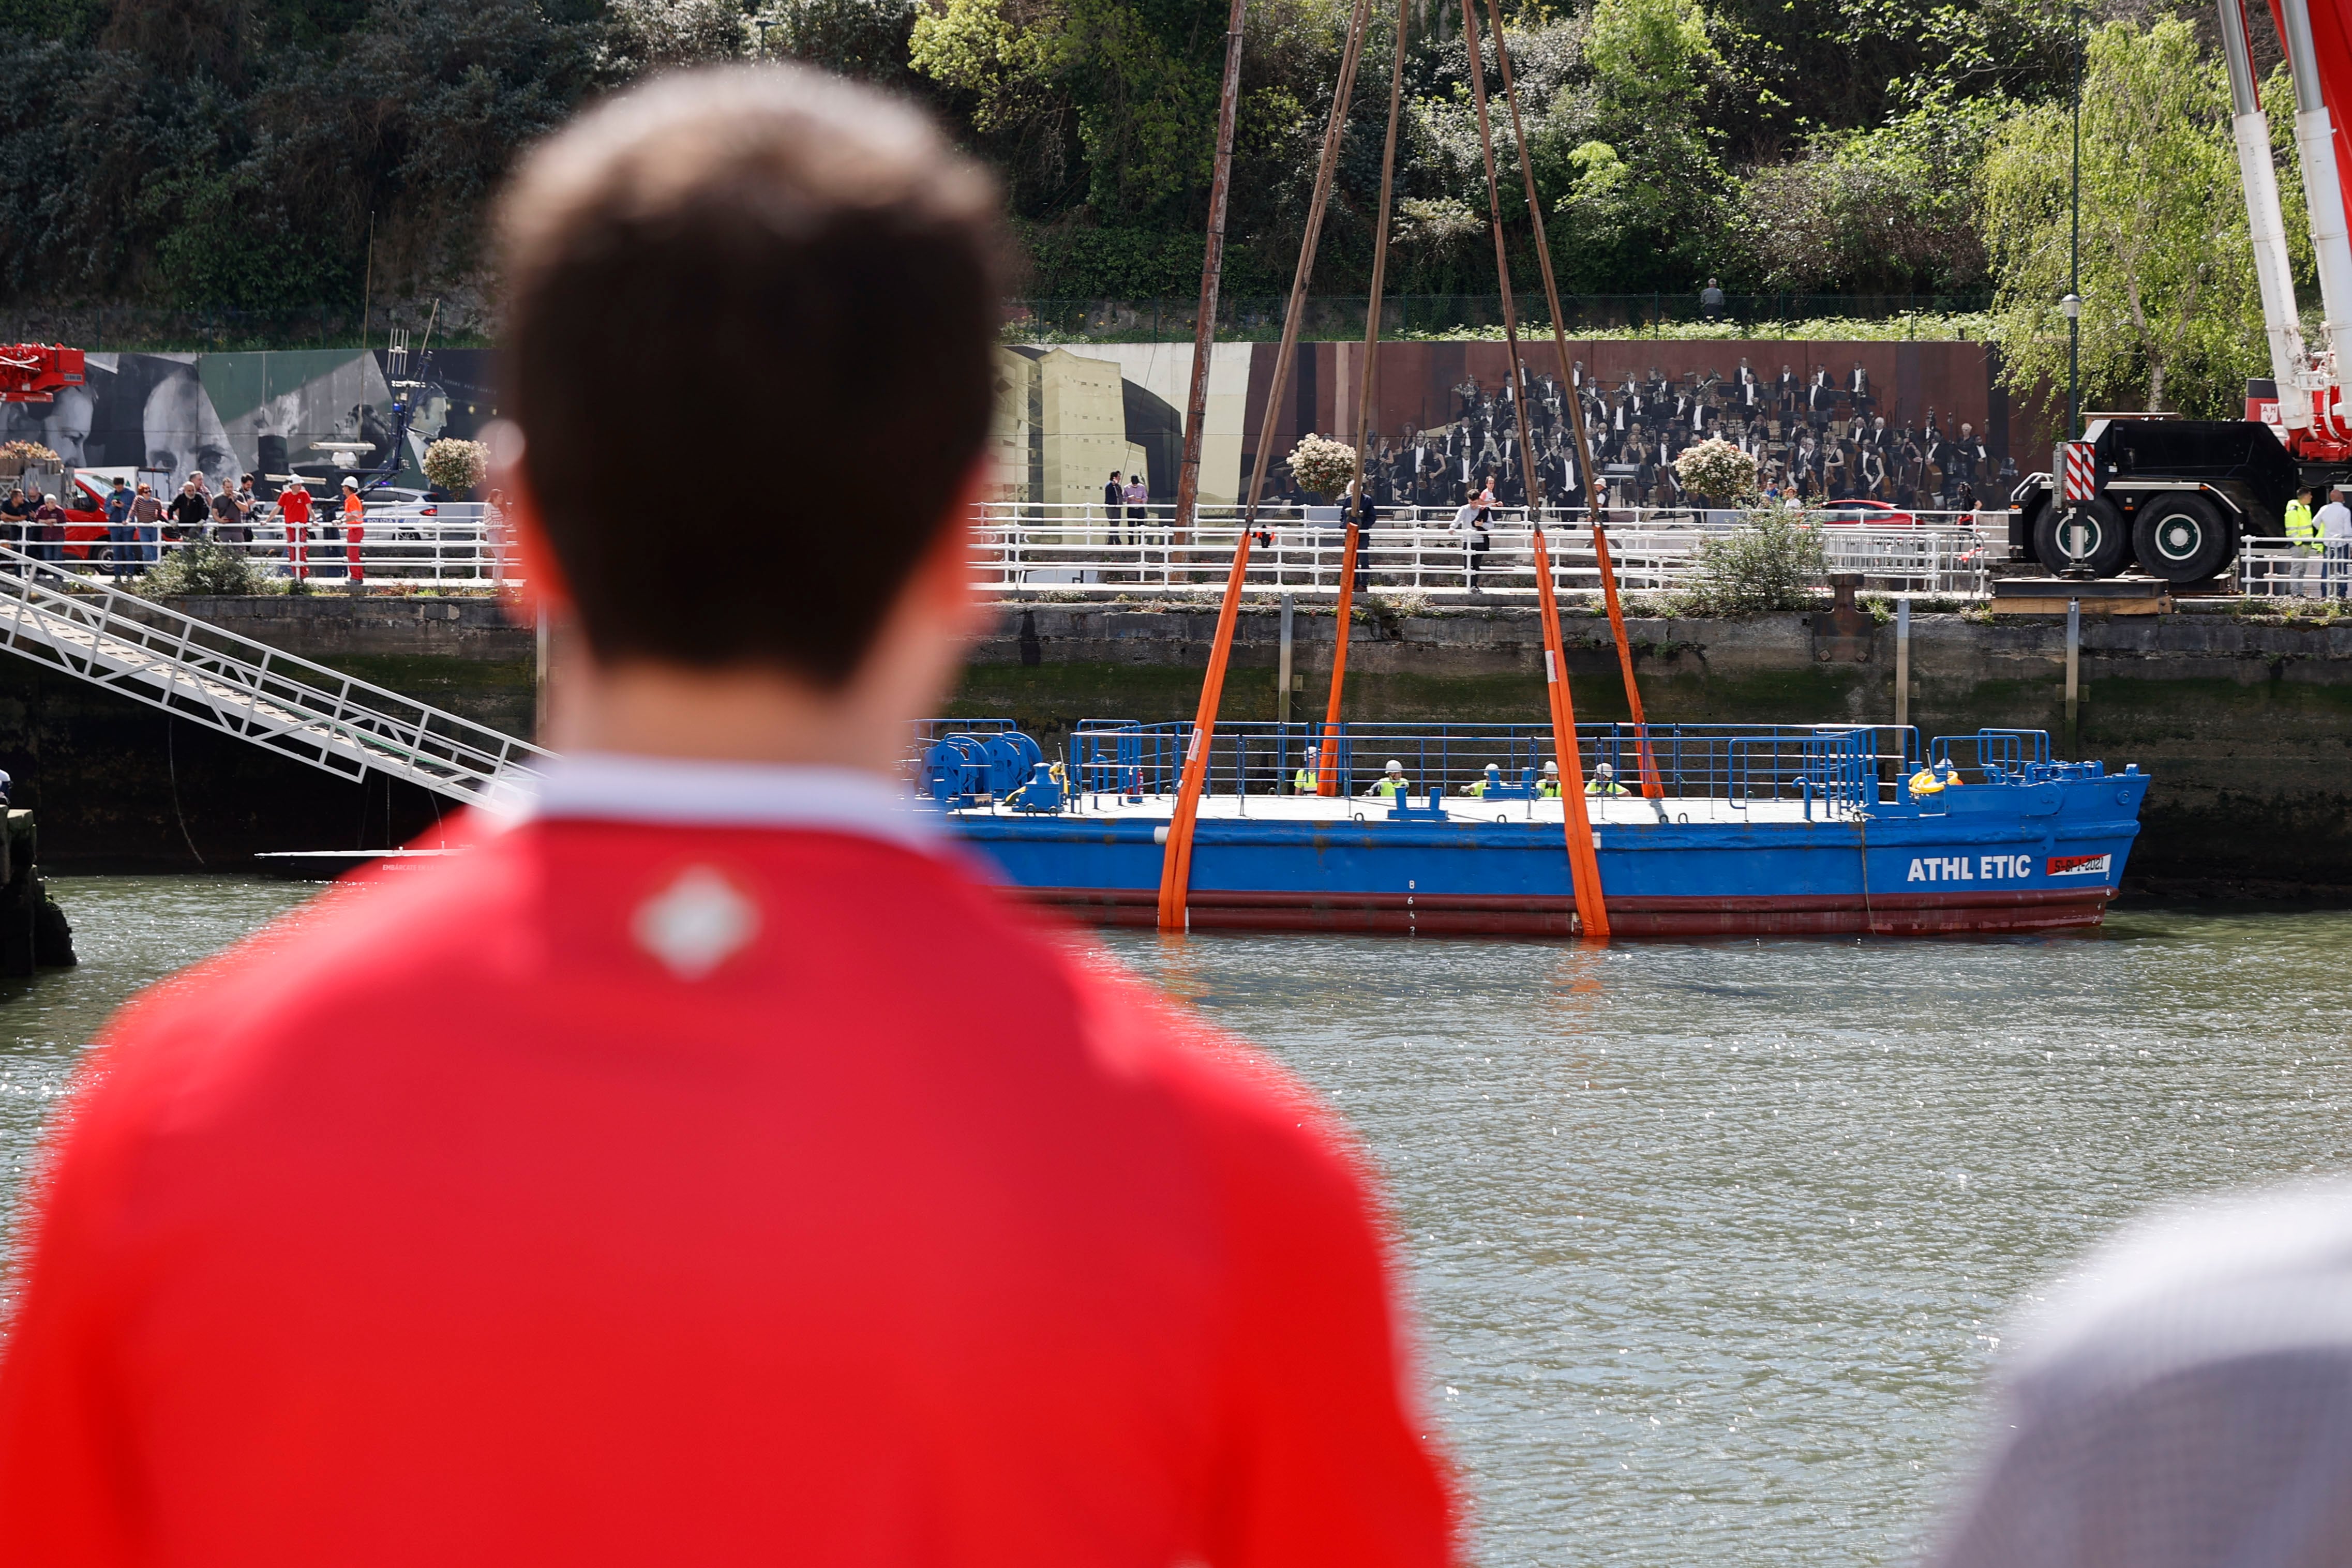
[
  {"x1": 0, "y1": 761, "x2": 1456, "y2": 1566},
  {"x1": 278, "y1": 487, "x2": 311, "y2": 526}
]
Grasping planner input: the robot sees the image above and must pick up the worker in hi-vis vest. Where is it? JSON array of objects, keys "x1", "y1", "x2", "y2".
[
  {"x1": 1293, "y1": 747, "x2": 1319, "y2": 794},
  {"x1": 2288, "y1": 487, "x2": 2321, "y2": 595},
  {"x1": 1538, "y1": 760, "x2": 1562, "y2": 797},
  {"x1": 1365, "y1": 758, "x2": 1409, "y2": 798},
  {"x1": 1585, "y1": 761, "x2": 1629, "y2": 796}
]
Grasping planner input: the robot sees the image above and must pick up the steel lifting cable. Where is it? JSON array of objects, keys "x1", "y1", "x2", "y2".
[
  {"x1": 1317, "y1": 0, "x2": 1413, "y2": 798},
  {"x1": 1170, "y1": 0, "x2": 1250, "y2": 546},
  {"x1": 1155, "y1": 0, "x2": 1382, "y2": 931},
  {"x1": 1476, "y1": 0, "x2": 1661, "y2": 809},
  {"x1": 1458, "y1": 0, "x2": 1609, "y2": 940}
]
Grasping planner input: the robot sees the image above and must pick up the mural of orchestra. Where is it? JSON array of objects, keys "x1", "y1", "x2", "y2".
[{"x1": 995, "y1": 338, "x2": 2039, "y2": 514}]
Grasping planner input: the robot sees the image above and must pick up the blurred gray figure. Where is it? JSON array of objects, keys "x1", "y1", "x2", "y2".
[{"x1": 1928, "y1": 1183, "x2": 2352, "y2": 1568}]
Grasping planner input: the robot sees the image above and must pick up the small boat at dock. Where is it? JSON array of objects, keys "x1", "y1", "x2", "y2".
[{"x1": 923, "y1": 720, "x2": 2147, "y2": 938}]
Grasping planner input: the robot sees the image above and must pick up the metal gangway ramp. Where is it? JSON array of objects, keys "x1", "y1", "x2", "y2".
[{"x1": 0, "y1": 547, "x2": 548, "y2": 804}]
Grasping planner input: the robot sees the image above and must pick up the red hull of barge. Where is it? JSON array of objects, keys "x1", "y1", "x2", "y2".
[{"x1": 1021, "y1": 885, "x2": 2118, "y2": 938}]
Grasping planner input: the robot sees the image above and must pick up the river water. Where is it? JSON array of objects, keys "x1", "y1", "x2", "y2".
[{"x1": 4, "y1": 880, "x2": 2348, "y2": 1565}]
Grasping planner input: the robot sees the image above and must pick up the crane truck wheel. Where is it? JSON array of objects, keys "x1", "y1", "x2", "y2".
[
  {"x1": 2130, "y1": 493, "x2": 2234, "y2": 584},
  {"x1": 2032, "y1": 496, "x2": 2130, "y2": 577}
]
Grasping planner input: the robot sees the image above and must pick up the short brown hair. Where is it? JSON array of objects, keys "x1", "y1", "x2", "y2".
[{"x1": 500, "y1": 65, "x2": 1002, "y2": 685}]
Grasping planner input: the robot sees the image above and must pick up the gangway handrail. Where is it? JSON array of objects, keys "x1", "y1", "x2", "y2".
[{"x1": 0, "y1": 545, "x2": 550, "y2": 803}]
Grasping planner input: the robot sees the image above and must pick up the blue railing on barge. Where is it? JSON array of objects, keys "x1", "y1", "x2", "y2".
[
  {"x1": 1063, "y1": 720, "x2": 1923, "y2": 815},
  {"x1": 915, "y1": 719, "x2": 2110, "y2": 818}
]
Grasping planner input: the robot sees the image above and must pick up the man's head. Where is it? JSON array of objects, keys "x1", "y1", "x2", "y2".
[
  {"x1": 342, "y1": 477, "x2": 358, "y2": 492},
  {"x1": 499, "y1": 65, "x2": 1001, "y2": 689}
]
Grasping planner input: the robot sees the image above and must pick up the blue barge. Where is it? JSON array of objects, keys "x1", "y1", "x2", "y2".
[{"x1": 921, "y1": 721, "x2": 2149, "y2": 938}]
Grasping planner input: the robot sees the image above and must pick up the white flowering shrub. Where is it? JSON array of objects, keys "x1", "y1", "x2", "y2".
[
  {"x1": 421, "y1": 438, "x2": 490, "y2": 496},
  {"x1": 1672, "y1": 437, "x2": 1759, "y2": 503},
  {"x1": 1286, "y1": 433, "x2": 1358, "y2": 497}
]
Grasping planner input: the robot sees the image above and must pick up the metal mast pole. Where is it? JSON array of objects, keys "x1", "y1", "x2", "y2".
[
  {"x1": 1319, "y1": 0, "x2": 1412, "y2": 796},
  {"x1": 1460, "y1": 0, "x2": 1608, "y2": 941},
  {"x1": 1156, "y1": 0, "x2": 1377, "y2": 932},
  {"x1": 1480, "y1": 0, "x2": 1658, "y2": 805},
  {"x1": 1171, "y1": 0, "x2": 1250, "y2": 544},
  {"x1": 2069, "y1": 0, "x2": 2081, "y2": 438}
]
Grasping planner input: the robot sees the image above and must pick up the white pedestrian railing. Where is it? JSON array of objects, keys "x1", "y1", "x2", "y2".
[
  {"x1": 969, "y1": 505, "x2": 1995, "y2": 600},
  {"x1": 0, "y1": 542, "x2": 549, "y2": 803},
  {"x1": 2240, "y1": 537, "x2": 2352, "y2": 598},
  {"x1": 48, "y1": 500, "x2": 1994, "y2": 599}
]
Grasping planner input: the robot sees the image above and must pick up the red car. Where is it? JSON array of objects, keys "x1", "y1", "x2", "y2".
[{"x1": 1815, "y1": 499, "x2": 1921, "y2": 526}]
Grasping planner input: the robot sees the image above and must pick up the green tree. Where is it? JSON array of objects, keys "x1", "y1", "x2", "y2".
[
  {"x1": 1980, "y1": 18, "x2": 2266, "y2": 415},
  {"x1": 1541, "y1": 0, "x2": 1730, "y2": 289}
]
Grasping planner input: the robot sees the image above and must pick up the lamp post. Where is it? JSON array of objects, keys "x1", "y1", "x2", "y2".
[
  {"x1": 2062, "y1": 292, "x2": 2081, "y2": 440},
  {"x1": 2068, "y1": 0, "x2": 2083, "y2": 438}
]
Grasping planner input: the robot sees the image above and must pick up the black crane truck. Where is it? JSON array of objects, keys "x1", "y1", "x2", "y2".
[{"x1": 2008, "y1": 400, "x2": 2352, "y2": 583}]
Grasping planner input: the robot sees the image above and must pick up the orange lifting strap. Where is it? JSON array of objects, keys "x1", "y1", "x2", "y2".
[{"x1": 1157, "y1": 0, "x2": 1378, "y2": 931}]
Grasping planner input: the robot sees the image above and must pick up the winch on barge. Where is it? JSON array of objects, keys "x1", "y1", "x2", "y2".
[{"x1": 920, "y1": 721, "x2": 2147, "y2": 939}]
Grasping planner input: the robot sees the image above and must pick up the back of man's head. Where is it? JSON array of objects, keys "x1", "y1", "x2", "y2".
[{"x1": 500, "y1": 64, "x2": 1002, "y2": 687}]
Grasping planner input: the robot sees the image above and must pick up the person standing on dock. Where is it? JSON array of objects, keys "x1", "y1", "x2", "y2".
[
  {"x1": 0, "y1": 64, "x2": 1458, "y2": 1568},
  {"x1": 340, "y1": 475, "x2": 367, "y2": 585},
  {"x1": 279, "y1": 480, "x2": 313, "y2": 581},
  {"x1": 129, "y1": 483, "x2": 163, "y2": 574},
  {"x1": 102, "y1": 476, "x2": 133, "y2": 580},
  {"x1": 2318, "y1": 486, "x2": 2352, "y2": 599}
]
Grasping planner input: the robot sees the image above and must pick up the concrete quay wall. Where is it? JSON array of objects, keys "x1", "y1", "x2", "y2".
[
  {"x1": 963, "y1": 603, "x2": 2352, "y2": 895},
  {"x1": 0, "y1": 589, "x2": 2342, "y2": 891}
]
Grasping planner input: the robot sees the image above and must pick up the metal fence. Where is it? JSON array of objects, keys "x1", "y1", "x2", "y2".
[
  {"x1": 1061, "y1": 719, "x2": 1924, "y2": 815},
  {"x1": 2239, "y1": 537, "x2": 2352, "y2": 597},
  {"x1": 40, "y1": 500, "x2": 1987, "y2": 598},
  {"x1": 972, "y1": 504, "x2": 1995, "y2": 599}
]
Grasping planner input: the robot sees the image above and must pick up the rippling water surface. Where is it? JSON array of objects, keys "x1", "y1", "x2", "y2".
[
  {"x1": 4, "y1": 881, "x2": 2349, "y2": 1565},
  {"x1": 1096, "y1": 911, "x2": 2352, "y2": 1565}
]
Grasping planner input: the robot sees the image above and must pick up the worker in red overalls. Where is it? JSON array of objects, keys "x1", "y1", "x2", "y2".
[
  {"x1": 340, "y1": 475, "x2": 365, "y2": 584},
  {"x1": 278, "y1": 480, "x2": 312, "y2": 581},
  {"x1": 0, "y1": 64, "x2": 1458, "y2": 1568}
]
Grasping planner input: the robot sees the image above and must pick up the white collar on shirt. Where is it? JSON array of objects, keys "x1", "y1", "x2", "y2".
[{"x1": 487, "y1": 751, "x2": 942, "y2": 851}]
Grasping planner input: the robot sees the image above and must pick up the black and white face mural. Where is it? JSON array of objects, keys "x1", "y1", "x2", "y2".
[{"x1": 0, "y1": 348, "x2": 502, "y2": 495}]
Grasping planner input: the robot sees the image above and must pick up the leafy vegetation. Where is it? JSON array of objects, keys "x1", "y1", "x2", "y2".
[
  {"x1": 1672, "y1": 507, "x2": 1828, "y2": 614},
  {"x1": 0, "y1": 0, "x2": 2314, "y2": 415},
  {"x1": 138, "y1": 540, "x2": 261, "y2": 597}
]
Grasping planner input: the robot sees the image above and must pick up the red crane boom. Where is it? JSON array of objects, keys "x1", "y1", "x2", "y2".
[{"x1": 0, "y1": 344, "x2": 84, "y2": 406}]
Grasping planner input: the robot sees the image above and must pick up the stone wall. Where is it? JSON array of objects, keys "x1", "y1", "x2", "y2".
[
  {"x1": 1, "y1": 591, "x2": 2345, "y2": 892},
  {"x1": 960, "y1": 602, "x2": 2352, "y2": 895}
]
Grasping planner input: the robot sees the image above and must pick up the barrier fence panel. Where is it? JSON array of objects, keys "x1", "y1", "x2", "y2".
[
  {"x1": 967, "y1": 505, "x2": 1994, "y2": 600},
  {"x1": 1052, "y1": 719, "x2": 1922, "y2": 813},
  {"x1": 2240, "y1": 537, "x2": 2352, "y2": 598},
  {"x1": 28, "y1": 500, "x2": 1991, "y2": 598}
]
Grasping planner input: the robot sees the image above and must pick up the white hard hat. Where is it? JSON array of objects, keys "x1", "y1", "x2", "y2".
[
  {"x1": 1543, "y1": 760, "x2": 1560, "y2": 774},
  {"x1": 1385, "y1": 759, "x2": 1404, "y2": 773},
  {"x1": 341, "y1": 476, "x2": 358, "y2": 489},
  {"x1": 1596, "y1": 762, "x2": 1615, "y2": 777}
]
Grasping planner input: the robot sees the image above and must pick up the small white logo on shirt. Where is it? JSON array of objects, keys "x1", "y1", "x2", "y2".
[{"x1": 632, "y1": 865, "x2": 759, "y2": 979}]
